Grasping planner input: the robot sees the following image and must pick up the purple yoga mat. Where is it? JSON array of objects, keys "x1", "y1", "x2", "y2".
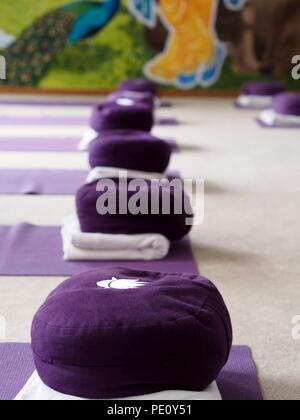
[
  {"x1": 0, "y1": 116, "x2": 88, "y2": 126},
  {"x1": 0, "y1": 98, "x2": 172, "y2": 108},
  {"x1": 0, "y1": 169, "x2": 87, "y2": 195},
  {"x1": 256, "y1": 118, "x2": 300, "y2": 129},
  {"x1": 0, "y1": 98, "x2": 99, "y2": 107},
  {"x1": 157, "y1": 117, "x2": 178, "y2": 126},
  {"x1": 0, "y1": 137, "x2": 178, "y2": 153},
  {"x1": 0, "y1": 169, "x2": 179, "y2": 195},
  {"x1": 0, "y1": 116, "x2": 178, "y2": 126},
  {"x1": 0, "y1": 344, "x2": 263, "y2": 400},
  {"x1": 0, "y1": 224, "x2": 197, "y2": 276},
  {"x1": 0, "y1": 137, "x2": 80, "y2": 152}
]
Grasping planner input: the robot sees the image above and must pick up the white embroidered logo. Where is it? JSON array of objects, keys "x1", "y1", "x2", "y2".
[
  {"x1": 97, "y1": 277, "x2": 147, "y2": 290},
  {"x1": 116, "y1": 98, "x2": 135, "y2": 107}
]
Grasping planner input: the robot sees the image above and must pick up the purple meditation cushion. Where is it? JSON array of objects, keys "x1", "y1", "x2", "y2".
[
  {"x1": 31, "y1": 267, "x2": 232, "y2": 399},
  {"x1": 106, "y1": 91, "x2": 155, "y2": 108},
  {"x1": 118, "y1": 79, "x2": 157, "y2": 96},
  {"x1": 90, "y1": 102, "x2": 154, "y2": 133},
  {"x1": 89, "y1": 130, "x2": 172, "y2": 173},
  {"x1": 76, "y1": 179, "x2": 193, "y2": 241},
  {"x1": 242, "y1": 81, "x2": 286, "y2": 96},
  {"x1": 273, "y1": 92, "x2": 300, "y2": 116}
]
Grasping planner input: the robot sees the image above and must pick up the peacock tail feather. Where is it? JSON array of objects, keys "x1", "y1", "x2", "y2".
[
  {"x1": 1, "y1": 9, "x2": 75, "y2": 86},
  {"x1": 0, "y1": 0, "x2": 120, "y2": 87}
]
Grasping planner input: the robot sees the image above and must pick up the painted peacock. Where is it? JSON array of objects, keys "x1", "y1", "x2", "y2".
[{"x1": 1, "y1": 0, "x2": 120, "y2": 86}]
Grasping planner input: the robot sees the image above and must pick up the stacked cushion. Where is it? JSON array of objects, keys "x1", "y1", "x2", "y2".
[
  {"x1": 89, "y1": 130, "x2": 172, "y2": 173},
  {"x1": 258, "y1": 92, "x2": 300, "y2": 127},
  {"x1": 90, "y1": 102, "x2": 154, "y2": 133},
  {"x1": 242, "y1": 81, "x2": 286, "y2": 97},
  {"x1": 76, "y1": 178, "x2": 193, "y2": 241},
  {"x1": 273, "y1": 92, "x2": 300, "y2": 116},
  {"x1": 237, "y1": 81, "x2": 286, "y2": 109},
  {"x1": 31, "y1": 267, "x2": 232, "y2": 399}
]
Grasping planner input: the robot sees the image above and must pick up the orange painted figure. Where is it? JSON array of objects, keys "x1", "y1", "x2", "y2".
[
  {"x1": 145, "y1": 0, "x2": 217, "y2": 85},
  {"x1": 130, "y1": 0, "x2": 246, "y2": 88}
]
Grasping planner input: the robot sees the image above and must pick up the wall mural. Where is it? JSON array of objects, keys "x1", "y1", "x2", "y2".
[
  {"x1": 130, "y1": 0, "x2": 246, "y2": 89},
  {"x1": 0, "y1": 0, "x2": 299, "y2": 91}
]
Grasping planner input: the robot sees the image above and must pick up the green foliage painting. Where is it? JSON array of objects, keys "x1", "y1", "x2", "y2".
[{"x1": 0, "y1": 0, "x2": 151, "y2": 89}]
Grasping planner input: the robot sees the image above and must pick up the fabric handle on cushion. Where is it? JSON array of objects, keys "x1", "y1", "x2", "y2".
[{"x1": 15, "y1": 371, "x2": 221, "y2": 401}]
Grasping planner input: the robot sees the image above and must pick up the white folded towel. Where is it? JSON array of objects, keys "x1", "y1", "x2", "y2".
[
  {"x1": 86, "y1": 166, "x2": 168, "y2": 184},
  {"x1": 78, "y1": 127, "x2": 99, "y2": 151},
  {"x1": 236, "y1": 95, "x2": 273, "y2": 109},
  {"x1": 15, "y1": 371, "x2": 221, "y2": 401},
  {"x1": 62, "y1": 215, "x2": 170, "y2": 261},
  {"x1": 258, "y1": 109, "x2": 300, "y2": 127}
]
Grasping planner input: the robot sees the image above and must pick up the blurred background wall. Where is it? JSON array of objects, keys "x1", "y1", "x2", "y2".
[{"x1": 0, "y1": 0, "x2": 299, "y2": 92}]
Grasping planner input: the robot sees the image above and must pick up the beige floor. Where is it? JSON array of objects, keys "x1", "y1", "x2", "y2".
[{"x1": 0, "y1": 97, "x2": 300, "y2": 400}]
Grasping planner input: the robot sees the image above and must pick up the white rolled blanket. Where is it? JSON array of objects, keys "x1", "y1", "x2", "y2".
[
  {"x1": 236, "y1": 95, "x2": 273, "y2": 109},
  {"x1": 61, "y1": 215, "x2": 170, "y2": 261},
  {"x1": 15, "y1": 371, "x2": 221, "y2": 401},
  {"x1": 258, "y1": 109, "x2": 300, "y2": 127},
  {"x1": 86, "y1": 166, "x2": 168, "y2": 184}
]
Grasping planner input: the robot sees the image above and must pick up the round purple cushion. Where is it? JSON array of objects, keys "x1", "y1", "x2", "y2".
[
  {"x1": 242, "y1": 81, "x2": 286, "y2": 96},
  {"x1": 273, "y1": 92, "x2": 300, "y2": 116},
  {"x1": 118, "y1": 79, "x2": 157, "y2": 96},
  {"x1": 76, "y1": 179, "x2": 193, "y2": 241},
  {"x1": 107, "y1": 91, "x2": 155, "y2": 108},
  {"x1": 89, "y1": 130, "x2": 172, "y2": 172},
  {"x1": 31, "y1": 267, "x2": 232, "y2": 399},
  {"x1": 90, "y1": 102, "x2": 154, "y2": 133}
]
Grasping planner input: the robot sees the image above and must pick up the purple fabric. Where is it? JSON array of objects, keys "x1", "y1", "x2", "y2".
[
  {"x1": 0, "y1": 115, "x2": 177, "y2": 127},
  {"x1": 32, "y1": 268, "x2": 232, "y2": 399},
  {"x1": 0, "y1": 108, "x2": 179, "y2": 131},
  {"x1": 165, "y1": 137, "x2": 178, "y2": 152},
  {"x1": 0, "y1": 116, "x2": 88, "y2": 126},
  {"x1": 217, "y1": 346, "x2": 263, "y2": 401},
  {"x1": 0, "y1": 98, "x2": 172, "y2": 108},
  {"x1": 76, "y1": 180, "x2": 193, "y2": 241},
  {"x1": 242, "y1": 81, "x2": 286, "y2": 96},
  {"x1": 118, "y1": 79, "x2": 157, "y2": 96},
  {"x1": 90, "y1": 102, "x2": 154, "y2": 133},
  {"x1": 0, "y1": 169, "x2": 179, "y2": 196},
  {"x1": 0, "y1": 344, "x2": 37, "y2": 401},
  {"x1": 0, "y1": 169, "x2": 87, "y2": 195},
  {"x1": 89, "y1": 131, "x2": 172, "y2": 172},
  {"x1": 0, "y1": 224, "x2": 196, "y2": 276},
  {"x1": 0, "y1": 344, "x2": 263, "y2": 400},
  {"x1": 157, "y1": 117, "x2": 178, "y2": 126},
  {"x1": 0, "y1": 136, "x2": 177, "y2": 153},
  {"x1": 0, "y1": 137, "x2": 80, "y2": 152},
  {"x1": 0, "y1": 98, "x2": 99, "y2": 107},
  {"x1": 273, "y1": 92, "x2": 300, "y2": 116}
]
